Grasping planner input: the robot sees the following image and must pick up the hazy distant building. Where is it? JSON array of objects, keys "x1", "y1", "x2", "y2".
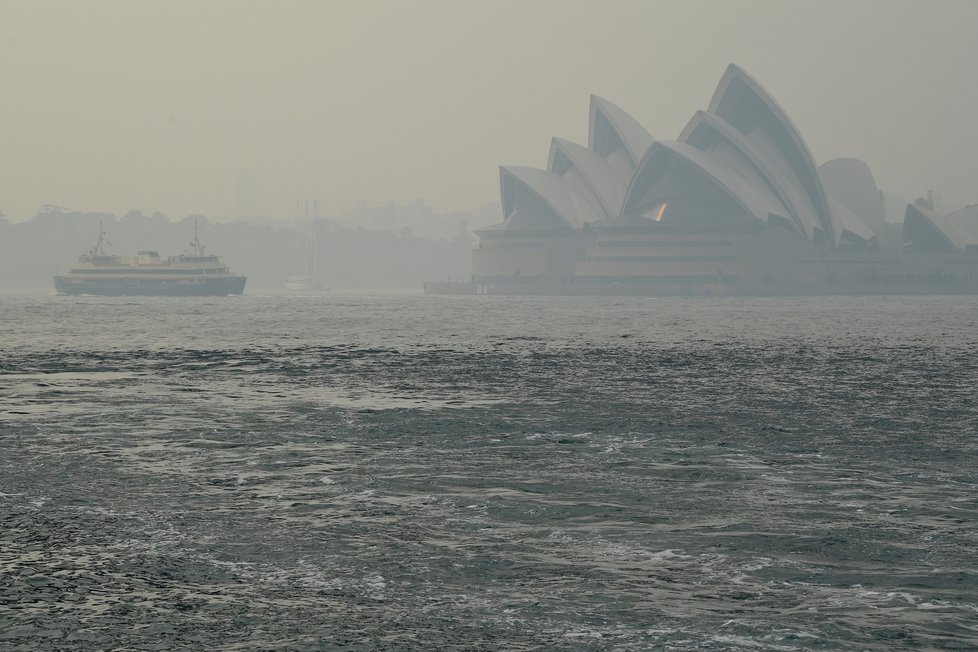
[
  {"x1": 452, "y1": 64, "x2": 978, "y2": 296},
  {"x1": 340, "y1": 198, "x2": 497, "y2": 241}
]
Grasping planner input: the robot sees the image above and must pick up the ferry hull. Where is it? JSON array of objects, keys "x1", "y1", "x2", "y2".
[{"x1": 54, "y1": 276, "x2": 247, "y2": 296}]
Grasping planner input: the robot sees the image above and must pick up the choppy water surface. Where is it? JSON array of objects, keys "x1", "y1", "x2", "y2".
[{"x1": 1, "y1": 291, "x2": 977, "y2": 650}]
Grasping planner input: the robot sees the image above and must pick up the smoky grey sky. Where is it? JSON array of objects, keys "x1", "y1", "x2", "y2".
[{"x1": 2, "y1": 0, "x2": 977, "y2": 223}]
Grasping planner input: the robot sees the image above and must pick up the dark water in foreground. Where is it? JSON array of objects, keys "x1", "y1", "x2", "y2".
[{"x1": 1, "y1": 291, "x2": 977, "y2": 650}]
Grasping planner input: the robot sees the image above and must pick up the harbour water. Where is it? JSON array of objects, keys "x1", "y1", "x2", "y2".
[{"x1": 1, "y1": 290, "x2": 976, "y2": 650}]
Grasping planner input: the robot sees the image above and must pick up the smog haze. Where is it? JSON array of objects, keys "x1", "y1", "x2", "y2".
[{"x1": 3, "y1": 0, "x2": 978, "y2": 223}]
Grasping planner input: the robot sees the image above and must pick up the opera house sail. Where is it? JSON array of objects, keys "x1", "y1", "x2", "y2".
[{"x1": 428, "y1": 64, "x2": 978, "y2": 296}]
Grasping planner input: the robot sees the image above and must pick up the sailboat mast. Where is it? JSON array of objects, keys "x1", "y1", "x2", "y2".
[
  {"x1": 295, "y1": 201, "x2": 301, "y2": 277},
  {"x1": 304, "y1": 200, "x2": 310, "y2": 278},
  {"x1": 313, "y1": 200, "x2": 318, "y2": 280}
]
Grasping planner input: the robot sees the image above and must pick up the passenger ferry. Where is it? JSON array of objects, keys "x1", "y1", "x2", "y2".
[{"x1": 54, "y1": 220, "x2": 247, "y2": 296}]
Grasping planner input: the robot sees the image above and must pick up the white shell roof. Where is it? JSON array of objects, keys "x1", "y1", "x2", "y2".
[
  {"x1": 588, "y1": 95, "x2": 655, "y2": 169},
  {"x1": 489, "y1": 63, "x2": 899, "y2": 252},
  {"x1": 548, "y1": 138, "x2": 627, "y2": 220},
  {"x1": 827, "y1": 195, "x2": 876, "y2": 245},
  {"x1": 709, "y1": 64, "x2": 835, "y2": 246},
  {"x1": 622, "y1": 140, "x2": 773, "y2": 223},
  {"x1": 819, "y1": 158, "x2": 886, "y2": 234},
  {"x1": 680, "y1": 110, "x2": 803, "y2": 236},
  {"x1": 500, "y1": 165, "x2": 580, "y2": 229},
  {"x1": 944, "y1": 205, "x2": 978, "y2": 242},
  {"x1": 903, "y1": 203, "x2": 974, "y2": 249}
]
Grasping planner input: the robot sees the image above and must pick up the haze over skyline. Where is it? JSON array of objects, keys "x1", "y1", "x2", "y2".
[{"x1": 2, "y1": 0, "x2": 977, "y2": 223}]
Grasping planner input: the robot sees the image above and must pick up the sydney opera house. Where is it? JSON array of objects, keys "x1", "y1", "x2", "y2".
[{"x1": 429, "y1": 64, "x2": 978, "y2": 295}]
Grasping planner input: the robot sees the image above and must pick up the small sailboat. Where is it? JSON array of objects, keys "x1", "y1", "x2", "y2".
[{"x1": 286, "y1": 200, "x2": 326, "y2": 292}]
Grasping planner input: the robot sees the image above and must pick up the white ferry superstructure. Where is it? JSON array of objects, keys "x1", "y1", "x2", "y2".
[{"x1": 53, "y1": 221, "x2": 246, "y2": 296}]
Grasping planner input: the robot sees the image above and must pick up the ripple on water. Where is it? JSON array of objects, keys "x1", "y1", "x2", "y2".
[{"x1": 1, "y1": 295, "x2": 977, "y2": 649}]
